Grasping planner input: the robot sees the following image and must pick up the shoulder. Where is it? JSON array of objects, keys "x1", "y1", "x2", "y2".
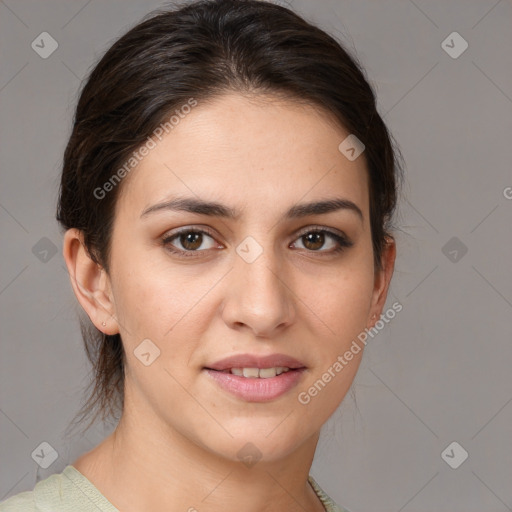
[
  {"x1": 308, "y1": 475, "x2": 351, "y2": 512},
  {"x1": 0, "y1": 489, "x2": 35, "y2": 512},
  {"x1": 0, "y1": 465, "x2": 118, "y2": 512},
  {"x1": 0, "y1": 469, "x2": 70, "y2": 512}
]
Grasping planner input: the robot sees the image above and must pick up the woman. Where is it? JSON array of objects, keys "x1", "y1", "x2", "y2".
[{"x1": 0, "y1": 0, "x2": 401, "y2": 510}]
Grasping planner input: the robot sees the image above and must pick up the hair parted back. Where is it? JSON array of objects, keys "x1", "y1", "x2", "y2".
[{"x1": 57, "y1": 0, "x2": 403, "y2": 436}]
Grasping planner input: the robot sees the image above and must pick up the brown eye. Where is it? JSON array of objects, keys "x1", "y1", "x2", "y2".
[
  {"x1": 179, "y1": 232, "x2": 204, "y2": 250},
  {"x1": 302, "y1": 232, "x2": 326, "y2": 251},
  {"x1": 162, "y1": 228, "x2": 218, "y2": 256},
  {"x1": 291, "y1": 229, "x2": 353, "y2": 254}
]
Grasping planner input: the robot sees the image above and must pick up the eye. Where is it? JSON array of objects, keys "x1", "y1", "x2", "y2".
[
  {"x1": 291, "y1": 228, "x2": 353, "y2": 254},
  {"x1": 162, "y1": 228, "x2": 220, "y2": 257},
  {"x1": 162, "y1": 226, "x2": 353, "y2": 259}
]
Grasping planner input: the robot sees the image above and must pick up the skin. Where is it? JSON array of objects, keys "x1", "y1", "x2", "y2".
[{"x1": 64, "y1": 92, "x2": 395, "y2": 512}]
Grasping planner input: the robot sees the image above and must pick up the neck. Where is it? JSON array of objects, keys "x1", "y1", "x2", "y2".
[{"x1": 73, "y1": 391, "x2": 325, "y2": 512}]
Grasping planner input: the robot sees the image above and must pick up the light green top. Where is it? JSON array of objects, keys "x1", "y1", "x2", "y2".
[{"x1": 0, "y1": 465, "x2": 348, "y2": 512}]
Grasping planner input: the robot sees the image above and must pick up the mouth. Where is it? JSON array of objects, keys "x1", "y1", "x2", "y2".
[
  {"x1": 203, "y1": 354, "x2": 307, "y2": 402},
  {"x1": 206, "y1": 366, "x2": 295, "y2": 378}
]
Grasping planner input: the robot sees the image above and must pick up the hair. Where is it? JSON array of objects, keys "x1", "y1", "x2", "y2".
[{"x1": 57, "y1": 0, "x2": 403, "y2": 436}]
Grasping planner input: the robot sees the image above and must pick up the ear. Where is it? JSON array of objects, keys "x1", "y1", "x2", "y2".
[
  {"x1": 367, "y1": 236, "x2": 396, "y2": 329},
  {"x1": 62, "y1": 228, "x2": 119, "y2": 335}
]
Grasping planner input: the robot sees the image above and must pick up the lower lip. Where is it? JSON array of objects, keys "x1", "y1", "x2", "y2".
[{"x1": 204, "y1": 369, "x2": 306, "y2": 402}]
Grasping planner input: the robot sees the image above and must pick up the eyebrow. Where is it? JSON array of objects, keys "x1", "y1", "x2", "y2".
[{"x1": 140, "y1": 196, "x2": 363, "y2": 222}]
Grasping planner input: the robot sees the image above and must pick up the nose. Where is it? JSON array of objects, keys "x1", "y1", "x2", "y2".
[{"x1": 221, "y1": 243, "x2": 296, "y2": 338}]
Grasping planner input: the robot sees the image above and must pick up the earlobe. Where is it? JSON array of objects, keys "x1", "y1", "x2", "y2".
[
  {"x1": 62, "y1": 228, "x2": 119, "y2": 335},
  {"x1": 367, "y1": 236, "x2": 396, "y2": 328}
]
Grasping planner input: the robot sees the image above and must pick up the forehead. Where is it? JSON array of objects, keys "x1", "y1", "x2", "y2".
[{"x1": 117, "y1": 92, "x2": 369, "y2": 221}]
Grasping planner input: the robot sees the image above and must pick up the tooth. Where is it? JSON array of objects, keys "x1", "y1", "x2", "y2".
[
  {"x1": 231, "y1": 368, "x2": 243, "y2": 376},
  {"x1": 259, "y1": 367, "x2": 277, "y2": 379},
  {"x1": 242, "y1": 367, "x2": 260, "y2": 378}
]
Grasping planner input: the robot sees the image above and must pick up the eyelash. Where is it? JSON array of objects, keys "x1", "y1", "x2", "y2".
[{"x1": 161, "y1": 226, "x2": 353, "y2": 259}]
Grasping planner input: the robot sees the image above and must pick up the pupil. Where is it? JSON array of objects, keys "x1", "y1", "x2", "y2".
[
  {"x1": 304, "y1": 232, "x2": 324, "y2": 250},
  {"x1": 182, "y1": 232, "x2": 202, "y2": 250},
  {"x1": 179, "y1": 232, "x2": 326, "y2": 252}
]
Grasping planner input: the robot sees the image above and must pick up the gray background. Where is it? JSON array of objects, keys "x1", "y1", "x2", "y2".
[{"x1": 1, "y1": 0, "x2": 511, "y2": 510}]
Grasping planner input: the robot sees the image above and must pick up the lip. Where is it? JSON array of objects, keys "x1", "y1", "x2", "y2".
[
  {"x1": 204, "y1": 367, "x2": 306, "y2": 402},
  {"x1": 203, "y1": 353, "x2": 307, "y2": 402},
  {"x1": 205, "y1": 353, "x2": 306, "y2": 371}
]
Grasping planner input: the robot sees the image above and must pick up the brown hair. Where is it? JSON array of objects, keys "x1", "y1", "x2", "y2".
[{"x1": 57, "y1": 0, "x2": 403, "y2": 436}]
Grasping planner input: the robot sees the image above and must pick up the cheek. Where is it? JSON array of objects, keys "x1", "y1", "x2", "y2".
[
  {"x1": 110, "y1": 247, "x2": 176, "y2": 323},
  {"x1": 301, "y1": 258, "x2": 375, "y2": 345},
  {"x1": 293, "y1": 267, "x2": 373, "y2": 427},
  {"x1": 326, "y1": 273, "x2": 373, "y2": 335},
  {"x1": 110, "y1": 253, "x2": 216, "y2": 362}
]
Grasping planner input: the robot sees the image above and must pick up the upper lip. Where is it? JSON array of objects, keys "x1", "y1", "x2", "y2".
[{"x1": 205, "y1": 353, "x2": 306, "y2": 371}]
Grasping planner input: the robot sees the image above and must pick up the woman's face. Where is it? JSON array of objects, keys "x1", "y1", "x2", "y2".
[{"x1": 102, "y1": 92, "x2": 394, "y2": 462}]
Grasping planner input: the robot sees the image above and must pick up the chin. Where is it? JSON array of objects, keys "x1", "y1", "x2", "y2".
[{"x1": 198, "y1": 421, "x2": 313, "y2": 465}]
